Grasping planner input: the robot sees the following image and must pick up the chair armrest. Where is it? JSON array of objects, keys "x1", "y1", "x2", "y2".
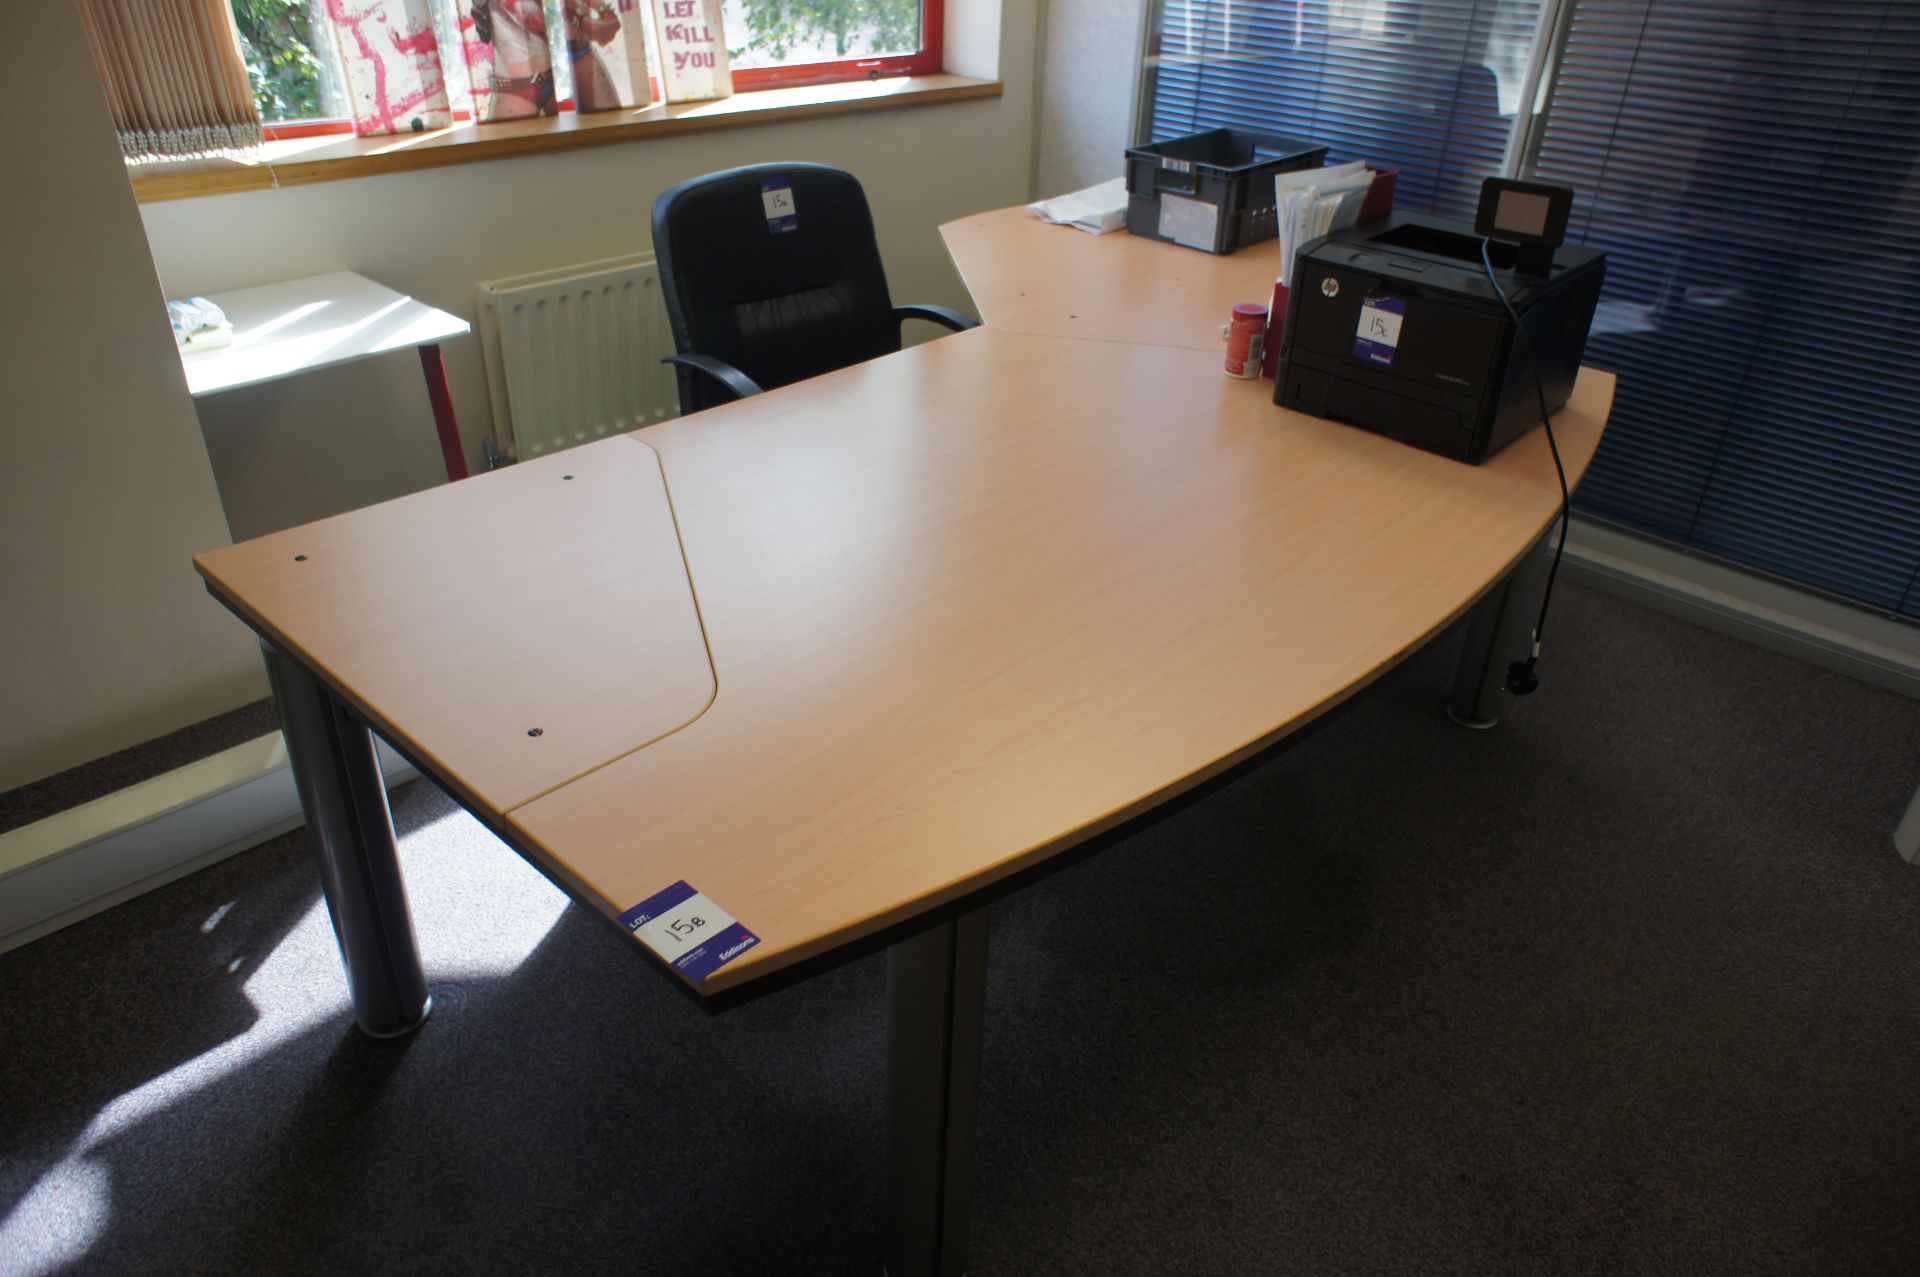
[
  {"x1": 662, "y1": 353, "x2": 765, "y2": 402},
  {"x1": 893, "y1": 304, "x2": 980, "y2": 333}
]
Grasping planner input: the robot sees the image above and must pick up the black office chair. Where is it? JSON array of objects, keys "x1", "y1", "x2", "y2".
[{"x1": 651, "y1": 162, "x2": 979, "y2": 415}]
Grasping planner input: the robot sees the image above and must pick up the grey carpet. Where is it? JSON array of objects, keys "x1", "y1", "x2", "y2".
[
  {"x1": 0, "y1": 699, "x2": 278, "y2": 835},
  {"x1": 3, "y1": 581, "x2": 1918, "y2": 1276}
]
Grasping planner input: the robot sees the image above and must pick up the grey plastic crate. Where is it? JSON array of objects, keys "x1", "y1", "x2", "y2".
[{"x1": 1125, "y1": 129, "x2": 1329, "y2": 254}]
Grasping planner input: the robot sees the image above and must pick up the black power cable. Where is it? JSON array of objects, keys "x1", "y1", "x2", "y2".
[{"x1": 1478, "y1": 237, "x2": 1569, "y2": 696}]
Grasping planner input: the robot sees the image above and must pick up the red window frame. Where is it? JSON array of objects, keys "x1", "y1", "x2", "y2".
[
  {"x1": 731, "y1": 0, "x2": 943, "y2": 90},
  {"x1": 257, "y1": 0, "x2": 941, "y2": 140}
]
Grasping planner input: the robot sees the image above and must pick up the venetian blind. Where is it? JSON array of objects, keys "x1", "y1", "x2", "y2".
[
  {"x1": 1529, "y1": 1, "x2": 1920, "y2": 617},
  {"x1": 1143, "y1": 0, "x2": 1546, "y2": 219}
]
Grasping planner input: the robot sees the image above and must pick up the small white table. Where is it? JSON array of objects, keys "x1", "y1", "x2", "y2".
[{"x1": 179, "y1": 271, "x2": 473, "y2": 482}]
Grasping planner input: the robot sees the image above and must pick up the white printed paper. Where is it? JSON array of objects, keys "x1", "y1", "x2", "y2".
[{"x1": 1026, "y1": 177, "x2": 1128, "y2": 235}]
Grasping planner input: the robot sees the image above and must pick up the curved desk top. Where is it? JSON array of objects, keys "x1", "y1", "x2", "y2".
[
  {"x1": 196, "y1": 207, "x2": 1614, "y2": 998},
  {"x1": 939, "y1": 206, "x2": 1283, "y2": 350},
  {"x1": 512, "y1": 327, "x2": 1613, "y2": 993}
]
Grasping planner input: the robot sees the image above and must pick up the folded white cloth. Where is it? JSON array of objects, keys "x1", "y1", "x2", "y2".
[
  {"x1": 1026, "y1": 177, "x2": 1129, "y2": 235},
  {"x1": 168, "y1": 296, "x2": 229, "y2": 346},
  {"x1": 178, "y1": 322, "x2": 234, "y2": 351}
]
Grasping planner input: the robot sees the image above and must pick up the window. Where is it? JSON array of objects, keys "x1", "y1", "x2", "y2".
[
  {"x1": 232, "y1": 0, "x2": 552, "y2": 131},
  {"x1": 723, "y1": 0, "x2": 940, "y2": 89},
  {"x1": 229, "y1": 0, "x2": 941, "y2": 136},
  {"x1": 1141, "y1": 0, "x2": 1543, "y2": 219},
  {"x1": 1139, "y1": 0, "x2": 1920, "y2": 621},
  {"x1": 1527, "y1": 1, "x2": 1920, "y2": 618}
]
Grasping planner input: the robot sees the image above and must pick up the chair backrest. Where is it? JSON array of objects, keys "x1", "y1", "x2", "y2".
[{"x1": 652, "y1": 163, "x2": 902, "y2": 413}]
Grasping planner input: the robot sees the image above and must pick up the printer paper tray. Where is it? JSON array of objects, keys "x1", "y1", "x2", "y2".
[{"x1": 1279, "y1": 354, "x2": 1482, "y2": 463}]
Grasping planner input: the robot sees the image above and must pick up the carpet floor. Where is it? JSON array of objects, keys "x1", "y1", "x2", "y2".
[{"x1": 3, "y1": 581, "x2": 1918, "y2": 1276}]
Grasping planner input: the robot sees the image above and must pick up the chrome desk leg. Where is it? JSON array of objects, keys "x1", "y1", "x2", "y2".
[
  {"x1": 886, "y1": 910, "x2": 989, "y2": 1277},
  {"x1": 1449, "y1": 530, "x2": 1555, "y2": 730},
  {"x1": 262, "y1": 639, "x2": 431, "y2": 1038}
]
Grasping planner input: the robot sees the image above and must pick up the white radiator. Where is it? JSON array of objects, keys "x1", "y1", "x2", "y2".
[{"x1": 475, "y1": 254, "x2": 679, "y2": 464}]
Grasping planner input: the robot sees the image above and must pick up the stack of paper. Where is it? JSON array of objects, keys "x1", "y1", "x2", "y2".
[
  {"x1": 1026, "y1": 177, "x2": 1130, "y2": 236},
  {"x1": 1275, "y1": 162, "x2": 1376, "y2": 286}
]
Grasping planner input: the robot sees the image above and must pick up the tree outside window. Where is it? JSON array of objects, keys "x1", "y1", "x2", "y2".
[{"x1": 722, "y1": 0, "x2": 920, "y2": 64}]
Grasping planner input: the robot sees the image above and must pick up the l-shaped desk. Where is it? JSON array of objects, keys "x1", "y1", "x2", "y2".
[{"x1": 195, "y1": 207, "x2": 1615, "y2": 1276}]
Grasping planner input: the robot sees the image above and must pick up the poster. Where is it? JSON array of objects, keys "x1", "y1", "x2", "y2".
[
  {"x1": 651, "y1": 0, "x2": 732, "y2": 103},
  {"x1": 564, "y1": 0, "x2": 659, "y2": 112},
  {"x1": 461, "y1": 0, "x2": 560, "y2": 121},
  {"x1": 325, "y1": 0, "x2": 454, "y2": 136}
]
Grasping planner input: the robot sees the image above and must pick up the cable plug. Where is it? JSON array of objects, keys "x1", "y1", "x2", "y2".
[{"x1": 1505, "y1": 659, "x2": 1539, "y2": 696}]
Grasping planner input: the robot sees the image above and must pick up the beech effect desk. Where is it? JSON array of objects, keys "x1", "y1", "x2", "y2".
[
  {"x1": 180, "y1": 271, "x2": 473, "y2": 482},
  {"x1": 194, "y1": 212, "x2": 1615, "y2": 1277},
  {"x1": 939, "y1": 205, "x2": 1273, "y2": 351}
]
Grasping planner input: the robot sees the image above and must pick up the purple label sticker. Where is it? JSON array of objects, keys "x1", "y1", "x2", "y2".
[
  {"x1": 620, "y1": 880, "x2": 761, "y2": 985},
  {"x1": 760, "y1": 179, "x2": 798, "y2": 235},
  {"x1": 1352, "y1": 293, "x2": 1406, "y2": 367}
]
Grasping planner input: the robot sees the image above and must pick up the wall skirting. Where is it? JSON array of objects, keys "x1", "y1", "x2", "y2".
[
  {"x1": 0, "y1": 732, "x2": 417, "y2": 954},
  {"x1": 1563, "y1": 517, "x2": 1920, "y2": 702}
]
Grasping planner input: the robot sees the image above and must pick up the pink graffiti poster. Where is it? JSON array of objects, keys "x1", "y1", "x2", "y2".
[
  {"x1": 461, "y1": 0, "x2": 561, "y2": 122},
  {"x1": 326, "y1": 0, "x2": 453, "y2": 137},
  {"x1": 565, "y1": 1, "x2": 658, "y2": 112}
]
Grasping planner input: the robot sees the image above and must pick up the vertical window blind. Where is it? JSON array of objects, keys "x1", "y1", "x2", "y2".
[
  {"x1": 1528, "y1": 1, "x2": 1920, "y2": 618},
  {"x1": 78, "y1": 0, "x2": 262, "y2": 160},
  {"x1": 1144, "y1": 0, "x2": 1545, "y2": 218}
]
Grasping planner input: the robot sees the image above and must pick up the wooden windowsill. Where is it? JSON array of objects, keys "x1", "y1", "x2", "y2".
[{"x1": 131, "y1": 74, "x2": 1002, "y2": 203}]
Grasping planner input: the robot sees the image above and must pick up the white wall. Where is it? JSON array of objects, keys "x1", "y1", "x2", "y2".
[
  {"x1": 140, "y1": 0, "x2": 1044, "y2": 540},
  {"x1": 0, "y1": 4, "x2": 266, "y2": 792},
  {"x1": 1034, "y1": 0, "x2": 1147, "y2": 199}
]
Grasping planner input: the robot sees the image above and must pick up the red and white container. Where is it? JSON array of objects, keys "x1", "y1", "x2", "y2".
[{"x1": 1225, "y1": 302, "x2": 1268, "y2": 379}]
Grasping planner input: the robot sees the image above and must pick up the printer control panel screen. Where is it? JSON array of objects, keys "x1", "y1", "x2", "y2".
[{"x1": 1492, "y1": 189, "x2": 1553, "y2": 238}]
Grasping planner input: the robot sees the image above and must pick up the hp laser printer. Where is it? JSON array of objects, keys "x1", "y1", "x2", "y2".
[{"x1": 1274, "y1": 207, "x2": 1606, "y2": 464}]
